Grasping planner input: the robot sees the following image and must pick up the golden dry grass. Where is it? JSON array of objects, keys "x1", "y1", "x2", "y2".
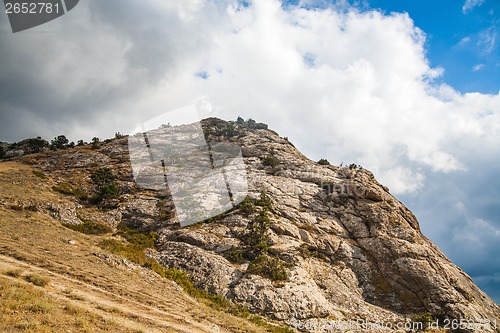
[
  {"x1": 0, "y1": 161, "x2": 276, "y2": 333},
  {"x1": 0, "y1": 275, "x2": 136, "y2": 333}
]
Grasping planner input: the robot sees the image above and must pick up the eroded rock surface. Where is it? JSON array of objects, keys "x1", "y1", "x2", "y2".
[{"x1": 13, "y1": 118, "x2": 499, "y2": 333}]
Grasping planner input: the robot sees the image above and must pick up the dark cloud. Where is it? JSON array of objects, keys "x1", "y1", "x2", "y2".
[
  {"x1": 402, "y1": 159, "x2": 500, "y2": 302},
  {"x1": 0, "y1": 0, "x2": 224, "y2": 142}
]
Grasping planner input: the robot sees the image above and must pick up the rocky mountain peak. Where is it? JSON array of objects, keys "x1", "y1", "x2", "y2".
[{"x1": 9, "y1": 117, "x2": 500, "y2": 332}]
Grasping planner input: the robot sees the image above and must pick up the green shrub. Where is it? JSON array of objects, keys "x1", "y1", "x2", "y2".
[
  {"x1": 63, "y1": 221, "x2": 111, "y2": 235},
  {"x1": 90, "y1": 167, "x2": 119, "y2": 203},
  {"x1": 52, "y1": 182, "x2": 88, "y2": 200},
  {"x1": 144, "y1": 259, "x2": 204, "y2": 298},
  {"x1": 91, "y1": 137, "x2": 100, "y2": 149},
  {"x1": 73, "y1": 188, "x2": 88, "y2": 200},
  {"x1": 115, "y1": 224, "x2": 158, "y2": 249},
  {"x1": 247, "y1": 253, "x2": 288, "y2": 281},
  {"x1": 248, "y1": 315, "x2": 295, "y2": 333},
  {"x1": 411, "y1": 312, "x2": 446, "y2": 331},
  {"x1": 98, "y1": 239, "x2": 146, "y2": 265},
  {"x1": 24, "y1": 274, "x2": 51, "y2": 287},
  {"x1": 411, "y1": 312, "x2": 435, "y2": 329},
  {"x1": 228, "y1": 302, "x2": 251, "y2": 318},
  {"x1": 249, "y1": 315, "x2": 265, "y2": 325},
  {"x1": 50, "y1": 135, "x2": 69, "y2": 150},
  {"x1": 298, "y1": 243, "x2": 321, "y2": 258},
  {"x1": 318, "y1": 158, "x2": 330, "y2": 165},
  {"x1": 237, "y1": 197, "x2": 256, "y2": 216},
  {"x1": 32, "y1": 170, "x2": 47, "y2": 179},
  {"x1": 267, "y1": 325, "x2": 296, "y2": 333},
  {"x1": 143, "y1": 258, "x2": 167, "y2": 277},
  {"x1": 224, "y1": 247, "x2": 244, "y2": 264},
  {"x1": 348, "y1": 163, "x2": 358, "y2": 170},
  {"x1": 262, "y1": 155, "x2": 279, "y2": 168},
  {"x1": 26, "y1": 137, "x2": 49, "y2": 153},
  {"x1": 143, "y1": 258, "x2": 250, "y2": 317},
  {"x1": 52, "y1": 182, "x2": 75, "y2": 195},
  {"x1": 206, "y1": 293, "x2": 251, "y2": 318},
  {"x1": 255, "y1": 191, "x2": 272, "y2": 208}
]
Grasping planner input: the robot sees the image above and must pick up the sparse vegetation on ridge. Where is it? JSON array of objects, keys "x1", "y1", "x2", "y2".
[
  {"x1": 318, "y1": 158, "x2": 330, "y2": 165},
  {"x1": 50, "y1": 135, "x2": 73, "y2": 150}
]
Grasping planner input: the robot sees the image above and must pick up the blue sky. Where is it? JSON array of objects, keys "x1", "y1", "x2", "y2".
[
  {"x1": 367, "y1": 0, "x2": 500, "y2": 94},
  {"x1": 0, "y1": 0, "x2": 499, "y2": 303}
]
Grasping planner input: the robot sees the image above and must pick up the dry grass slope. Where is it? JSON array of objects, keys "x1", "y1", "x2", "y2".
[
  {"x1": 0, "y1": 274, "x2": 136, "y2": 333},
  {"x1": 0, "y1": 161, "x2": 283, "y2": 333}
]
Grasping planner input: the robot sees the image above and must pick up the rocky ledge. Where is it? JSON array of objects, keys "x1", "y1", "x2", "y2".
[{"x1": 12, "y1": 118, "x2": 499, "y2": 333}]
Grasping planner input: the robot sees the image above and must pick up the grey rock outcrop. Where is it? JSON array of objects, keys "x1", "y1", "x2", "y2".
[
  {"x1": 150, "y1": 120, "x2": 500, "y2": 332},
  {"x1": 16, "y1": 118, "x2": 499, "y2": 332}
]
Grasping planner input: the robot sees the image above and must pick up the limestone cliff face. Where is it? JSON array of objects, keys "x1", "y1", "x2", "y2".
[{"x1": 15, "y1": 118, "x2": 499, "y2": 332}]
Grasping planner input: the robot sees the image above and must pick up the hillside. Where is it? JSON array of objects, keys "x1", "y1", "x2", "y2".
[
  {"x1": 0, "y1": 161, "x2": 284, "y2": 333},
  {"x1": 1, "y1": 118, "x2": 499, "y2": 333}
]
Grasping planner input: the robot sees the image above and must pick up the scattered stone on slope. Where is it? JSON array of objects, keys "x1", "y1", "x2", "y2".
[{"x1": 10, "y1": 118, "x2": 499, "y2": 333}]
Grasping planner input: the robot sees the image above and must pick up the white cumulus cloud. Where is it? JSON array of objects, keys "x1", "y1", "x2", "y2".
[
  {"x1": 462, "y1": 0, "x2": 487, "y2": 14},
  {"x1": 472, "y1": 64, "x2": 486, "y2": 71}
]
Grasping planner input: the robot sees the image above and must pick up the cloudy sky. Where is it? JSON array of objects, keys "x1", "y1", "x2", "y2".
[{"x1": 0, "y1": 0, "x2": 499, "y2": 302}]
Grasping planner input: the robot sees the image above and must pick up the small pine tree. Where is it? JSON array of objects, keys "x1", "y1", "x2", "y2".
[
  {"x1": 255, "y1": 191, "x2": 272, "y2": 208},
  {"x1": 245, "y1": 209, "x2": 271, "y2": 251},
  {"x1": 90, "y1": 167, "x2": 119, "y2": 203},
  {"x1": 91, "y1": 137, "x2": 100, "y2": 149},
  {"x1": 236, "y1": 116, "x2": 245, "y2": 124},
  {"x1": 50, "y1": 135, "x2": 69, "y2": 150},
  {"x1": 238, "y1": 197, "x2": 256, "y2": 216}
]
